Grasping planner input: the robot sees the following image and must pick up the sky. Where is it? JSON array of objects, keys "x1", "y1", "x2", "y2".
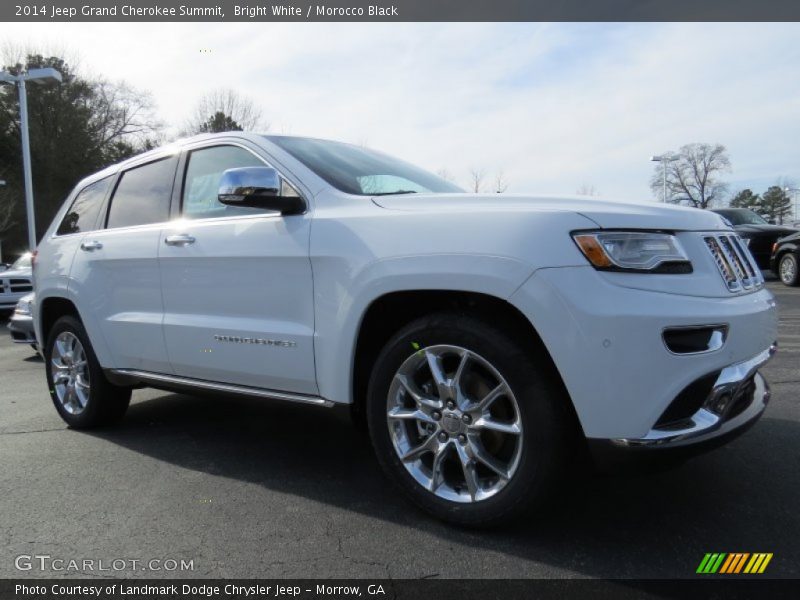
[{"x1": 3, "y1": 22, "x2": 800, "y2": 205}]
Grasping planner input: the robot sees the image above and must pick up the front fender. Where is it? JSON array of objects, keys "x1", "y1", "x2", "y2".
[{"x1": 312, "y1": 253, "x2": 534, "y2": 404}]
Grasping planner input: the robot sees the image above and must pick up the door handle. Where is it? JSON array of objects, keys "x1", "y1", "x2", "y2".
[
  {"x1": 164, "y1": 234, "x2": 196, "y2": 247},
  {"x1": 80, "y1": 240, "x2": 103, "y2": 252}
]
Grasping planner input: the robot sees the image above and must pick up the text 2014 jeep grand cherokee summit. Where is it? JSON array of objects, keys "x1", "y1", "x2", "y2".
[{"x1": 33, "y1": 133, "x2": 777, "y2": 525}]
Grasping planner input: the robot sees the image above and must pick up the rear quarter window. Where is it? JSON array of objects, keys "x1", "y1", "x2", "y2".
[
  {"x1": 56, "y1": 176, "x2": 113, "y2": 236},
  {"x1": 106, "y1": 156, "x2": 178, "y2": 229}
]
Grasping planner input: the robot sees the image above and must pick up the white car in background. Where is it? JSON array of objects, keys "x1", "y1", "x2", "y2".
[
  {"x1": 32, "y1": 133, "x2": 778, "y2": 525},
  {"x1": 0, "y1": 253, "x2": 33, "y2": 311}
]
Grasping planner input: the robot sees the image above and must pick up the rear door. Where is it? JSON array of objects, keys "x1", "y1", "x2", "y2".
[
  {"x1": 158, "y1": 141, "x2": 317, "y2": 394},
  {"x1": 69, "y1": 154, "x2": 178, "y2": 373}
]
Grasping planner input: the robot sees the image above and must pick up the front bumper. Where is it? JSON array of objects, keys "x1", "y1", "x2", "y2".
[
  {"x1": 611, "y1": 343, "x2": 774, "y2": 448},
  {"x1": 509, "y1": 265, "x2": 778, "y2": 440},
  {"x1": 7, "y1": 314, "x2": 37, "y2": 345}
]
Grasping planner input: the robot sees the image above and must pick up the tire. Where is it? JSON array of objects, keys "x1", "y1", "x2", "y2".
[
  {"x1": 366, "y1": 312, "x2": 571, "y2": 527},
  {"x1": 778, "y1": 253, "x2": 800, "y2": 287},
  {"x1": 44, "y1": 315, "x2": 131, "y2": 428}
]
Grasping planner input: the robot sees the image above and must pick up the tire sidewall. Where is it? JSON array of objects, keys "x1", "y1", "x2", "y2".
[
  {"x1": 45, "y1": 315, "x2": 106, "y2": 428},
  {"x1": 366, "y1": 313, "x2": 565, "y2": 525}
]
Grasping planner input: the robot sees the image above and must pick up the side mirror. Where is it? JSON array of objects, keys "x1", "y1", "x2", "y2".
[{"x1": 217, "y1": 167, "x2": 305, "y2": 215}]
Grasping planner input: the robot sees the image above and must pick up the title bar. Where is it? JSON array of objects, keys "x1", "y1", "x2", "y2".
[{"x1": 3, "y1": 0, "x2": 800, "y2": 22}]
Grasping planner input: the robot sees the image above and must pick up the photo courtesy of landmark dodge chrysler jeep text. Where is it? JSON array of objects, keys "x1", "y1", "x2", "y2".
[{"x1": 32, "y1": 133, "x2": 777, "y2": 525}]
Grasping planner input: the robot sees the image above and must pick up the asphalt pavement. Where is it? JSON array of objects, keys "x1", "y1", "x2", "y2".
[{"x1": 0, "y1": 281, "x2": 798, "y2": 579}]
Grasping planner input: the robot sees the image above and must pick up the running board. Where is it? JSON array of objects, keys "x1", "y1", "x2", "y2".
[{"x1": 107, "y1": 369, "x2": 333, "y2": 407}]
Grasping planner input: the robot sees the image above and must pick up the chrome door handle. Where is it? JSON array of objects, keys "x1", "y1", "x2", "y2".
[
  {"x1": 80, "y1": 240, "x2": 103, "y2": 251},
  {"x1": 164, "y1": 234, "x2": 196, "y2": 246}
]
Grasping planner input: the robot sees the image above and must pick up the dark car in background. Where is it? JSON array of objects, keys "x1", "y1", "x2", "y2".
[
  {"x1": 712, "y1": 208, "x2": 798, "y2": 271},
  {"x1": 771, "y1": 232, "x2": 800, "y2": 286}
]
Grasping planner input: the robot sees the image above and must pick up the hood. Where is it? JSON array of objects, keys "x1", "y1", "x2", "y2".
[
  {"x1": 775, "y1": 230, "x2": 800, "y2": 243},
  {"x1": 372, "y1": 193, "x2": 731, "y2": 232},
  {"x1": 0, "y1": 267, "x2": 32, "y2": 279},
  {"x1": 733, "y1": 223, "x2": 799, "y2": 236}
]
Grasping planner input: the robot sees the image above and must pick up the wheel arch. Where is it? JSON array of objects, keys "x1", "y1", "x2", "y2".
[
  {"x1": 349, "y1": 289, "x2": 580, "y2": 435},
  {"x1": 38, "y1": 295, "x2": 82, "y2": 348},
  {"x1": 37, "y1": 294, "x2": 114, "y2": 368}
]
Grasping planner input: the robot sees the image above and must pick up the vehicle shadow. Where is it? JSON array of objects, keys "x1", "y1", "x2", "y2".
[{"x1": 84, "y1": 391, "x2": 799, "y2": 579}]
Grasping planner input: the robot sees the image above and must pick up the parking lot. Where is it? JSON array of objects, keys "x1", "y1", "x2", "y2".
[{"x1": 0, "y1": 281, "x2": 798, "y2": 580}]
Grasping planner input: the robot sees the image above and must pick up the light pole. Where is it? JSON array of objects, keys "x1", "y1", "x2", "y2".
[
  {"x1": 0, "y1": 67, "x2": 63, "y2": 250},
  {"x1": 650, "y1": 153, "x2": 680, "y2": 203},
  {"x1": 784, "y1": 186, "x2": 799, "y2": 223}
]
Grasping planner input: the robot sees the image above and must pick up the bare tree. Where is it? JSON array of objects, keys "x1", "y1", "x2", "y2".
[
  {"x1": 87, "y1": 78, "x2": 163, "y2": 153},
  {"x1": 468, "y1": 168, "x2": 486, "y2": 193},
  {"x1": 576, "y1": 183, "x2": 599, "y2": 196},
  {"x1": 650, "y1": 143, "x2": 731, "y2": 209},
  {"x1": 184, "y1": 89, "x2": 266, "y2": 135},
  {"x1": 493, "y1": 170, "x2": 509, "y2": 193},
  {"x1": 436, "y1": 168, "x2": 455, "y2": 183}
]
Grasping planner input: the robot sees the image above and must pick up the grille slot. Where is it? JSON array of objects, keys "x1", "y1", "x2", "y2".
[
  {"x1": 704, "y1": 233, "x2": 763, "y2": 293},
  {"x1": 9, "y1": 279, "x2": 33, "y2": 293}
]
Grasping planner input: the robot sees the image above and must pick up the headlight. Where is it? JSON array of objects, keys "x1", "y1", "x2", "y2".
[
  {"x1": 14, "y1": 300, "x2": 31, "y2": 316},
  {"x1": 572, "y1": 231, "x2": 692, "y2": 273}
]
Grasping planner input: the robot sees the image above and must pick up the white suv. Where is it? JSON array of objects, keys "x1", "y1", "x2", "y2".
[{"x1": 33, "y1": 133, "x2": 777, "y2": 525}]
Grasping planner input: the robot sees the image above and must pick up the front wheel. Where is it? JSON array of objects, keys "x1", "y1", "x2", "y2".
[
  {"x1": 45, "y1": 315, "x2": 131, "y2": 428},
  {"x1": 366, "y1": 312, "x2": 571, "y2": 526},
  {"x1": 778, "y1": 253, "x2": 800, "y2": 286}
]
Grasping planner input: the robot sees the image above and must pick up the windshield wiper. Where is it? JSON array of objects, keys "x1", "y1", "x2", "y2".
[{"x1": 371, "y1": 190, "x2": 418, "y2": 196}]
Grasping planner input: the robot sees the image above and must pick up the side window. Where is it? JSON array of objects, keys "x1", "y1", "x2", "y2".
[
  {"x1": 56, "y1": 176, "x2": 112, "y2": 236},
  {"x1": 106, "y1": 156, "x2": 177, "y2": 229},
  {"x1": 182, "y1": 146, "x2": 269, "y2": 219}
]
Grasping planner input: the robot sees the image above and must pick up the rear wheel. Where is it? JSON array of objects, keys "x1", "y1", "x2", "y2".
[
  {"x1": 366, "y1": 312, "x2": 571, "y2": 526},
  {"x1": 45, "y1": 315, "x2": 131, "y2": 428},
  {"x1": 778, "y1": 253, "x2": 800, "y2": 286}
]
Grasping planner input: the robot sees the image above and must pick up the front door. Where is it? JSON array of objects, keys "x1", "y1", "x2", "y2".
[{"x1": 158, "y1": 143, "x2": 317, "y2": 394}]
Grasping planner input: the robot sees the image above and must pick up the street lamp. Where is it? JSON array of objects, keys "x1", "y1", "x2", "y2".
[
  {"x1": 0, "y1": 67, "x2": 63, "y2": 250},
  {"x1": 784, "y1": 186, "x2": 799, "y2": 223},
  {"x1": 651, "y1": 153, "x2": 680, "y2": 203}
]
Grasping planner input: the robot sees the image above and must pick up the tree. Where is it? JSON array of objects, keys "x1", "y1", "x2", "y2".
[
  {"x1": 184, "y1": 89, "x2": 265, "y2": 135},
  {"x1": 493, "y1": 170, "x2": 508, "y2": 193},
  {"x1": 468, "y1": 168, "x2": 485, "y2": 193},
  {"x1": 200, "y1": 111, "x2": 243, "y2": 133},
  {"x1": 649, "y1": 143, "x2": 731, "y2": 209},
  {"x1": 576, "y1": 183, "x2": 600, "y2": 196},
  {"x1": 0, "y1": 188, "x2": 16, "y2": 236},
  {"x1": 436, "y1": 168, "x2": 455, "y2": 183},
  {"x1": 728, "y1": 189, "x2": 761, "y2": 210},
  {"x1": 0, "y1": 53, "x2": 162, "y2": 255},
  {"x1": 760, "y1": 186, "x2": 793, "y2": 224}
]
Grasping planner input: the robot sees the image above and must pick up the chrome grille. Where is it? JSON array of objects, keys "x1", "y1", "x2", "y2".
[{"x1": 704, "y1": 234, "x2": 764, "y2": 292}]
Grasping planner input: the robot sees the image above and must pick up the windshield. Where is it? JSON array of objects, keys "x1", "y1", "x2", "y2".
[
  {"x1": 266, "y1": 136, "x2": 463, "y2": 196},
  {"x1": 715, "y1": 209, "x2": 769, "y2": 226},
  {"x1": 11, "y1": 253, "x2": 32, "y2": 270}
]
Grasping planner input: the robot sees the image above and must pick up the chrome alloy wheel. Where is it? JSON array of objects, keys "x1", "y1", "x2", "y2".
[
  {"x1": 386, "y1": 345, "x2": 523, "y2": 503},
  {"x1": 50, "y1": 332, "x2": 90, "y2": 415},
  {"x1": 780, "y1": 255, "x2": 797, "y2": 285}
]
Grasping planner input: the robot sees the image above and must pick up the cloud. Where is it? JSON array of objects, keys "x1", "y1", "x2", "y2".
[{"x1": 3, "y1": 22, "x2": 799, "y2": 202}]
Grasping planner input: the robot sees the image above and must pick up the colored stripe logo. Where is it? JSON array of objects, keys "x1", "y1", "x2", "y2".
[{"x1": 697, "y1": 553, "x2": 773, "y2": 574}]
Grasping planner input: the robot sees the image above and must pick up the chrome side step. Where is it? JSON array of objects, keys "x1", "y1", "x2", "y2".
[{"x1": 108, "y1": 369, "x2": 333, "y2": 407}]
